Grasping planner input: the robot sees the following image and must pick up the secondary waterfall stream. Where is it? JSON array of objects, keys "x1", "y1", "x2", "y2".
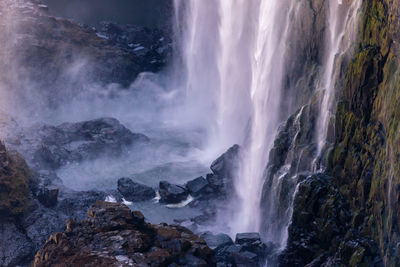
[{"x1": 174, "y1": 0, "x2": 362, "y2": 251}]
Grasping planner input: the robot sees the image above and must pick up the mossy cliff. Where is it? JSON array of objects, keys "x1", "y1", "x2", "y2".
[{"x1": 281, "y1": 0, "x2": 400, "y2": 266}]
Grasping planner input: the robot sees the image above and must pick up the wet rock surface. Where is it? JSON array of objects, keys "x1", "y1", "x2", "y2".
[
  {"x1": 8, "y1": 117, "x2": 149, "y2": 171},
  {"x1": 117, "y1": 177, "x2": 156, "y2": 202},
  {"x1": 159, "y1": 180, "x2": 189, "y2": 204},
  {"x1": 33, "y1": 201, "x2": 216, "y2": 267}
]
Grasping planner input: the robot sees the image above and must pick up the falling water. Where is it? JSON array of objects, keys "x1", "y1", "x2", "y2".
[
  {"x1": 174, "y1": 0, "x2": 362, "y2": 248},
  {"x1": 315, "y1": 0, "x2": 362, "y2": 165},
  {"x1": 174, "y1": 0, "x2": 295, "y2": 235}
]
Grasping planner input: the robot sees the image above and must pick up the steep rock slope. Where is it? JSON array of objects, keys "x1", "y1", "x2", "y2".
[{"x1": 281, "y1": 0, "x2": 400, "y2": 266}]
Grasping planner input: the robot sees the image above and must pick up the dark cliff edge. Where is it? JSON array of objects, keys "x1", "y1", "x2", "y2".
[{"x1": 280, "y1": 0, "x2": 400, "y2": 266}]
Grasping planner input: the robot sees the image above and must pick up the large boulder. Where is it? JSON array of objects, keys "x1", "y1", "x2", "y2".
[
  {"x1": 117, "y1": 177, "x2": 156, "y2": 202},
  {"x1": 32, "y1": 201, "x2": 216, "y2": 266},
  {"x1": 205, "y1": 144, "x2": 241, "y2": 196},
  {"x1": 159, "y1": 181, "x2": 189, "y2": 204},
  {"x1": 10, "y1": 118, "x2": 149, "y2": 171},
  {"x1": 210, "y1": 144, "x2": 240, "y2": 179}
]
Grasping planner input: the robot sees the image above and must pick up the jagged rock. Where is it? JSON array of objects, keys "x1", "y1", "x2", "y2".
[
  {"x1": 186, "y1": 176, "x2": 209, "y2": 197},
  {"x1": 36, "y1": 187, "x2": 59, "y2": 207},
  {"x1": 0, "y1": 222, "x2": 34, "y2": 267},
  {"x1": 117, "y1": 177, "x2": 155, "y2": 202},
  {"x1": 210, "y1": 144, "x2": 240, "y2": 179},
  {"x1": 32, "y1": 201, "x2": 216, "y2": 266},
  {"x1": 159, "y1": 181, "x2": 188, "y2": 204},
  {"x1": 201, "y1": 232, "x2": 233, "y2": 249},
  {"x1": 10, "y1": 118, "x2": 149, "y2": 171},
  {"x1": 203, "y1": 145, "x2": 241, "y2": 197}
]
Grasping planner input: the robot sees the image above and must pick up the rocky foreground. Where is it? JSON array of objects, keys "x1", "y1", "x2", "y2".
[{"x1": 32, "y1": 201, "x2": 216, "y2": 267}]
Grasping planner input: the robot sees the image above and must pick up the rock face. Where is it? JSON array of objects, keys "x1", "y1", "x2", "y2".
[
  {"x1": 279, "y1": 0, "x2": 400, "y2": 266},
  {"x1": 117, "y1": 177, "x2": 156, "y2": 202},
  {"x1": 33, "y1": 201, "x2": 216, "y2": 267},
  {"x1": 9, "y1": 117, "x2": 149, "y2": 171}
]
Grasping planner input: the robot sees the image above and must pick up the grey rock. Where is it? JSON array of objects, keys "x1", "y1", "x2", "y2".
[
  {"x1": 201, "y1": 231, "x2": 233, "y2": 249},
  {"x1": 159, "y1": 181, "x2": 188, "y2": 204},
  {"x1": 117, "y1": 177, "x2": 156, "y2": 202},
  {"x1": 186, "y1": 176, "x2": 209, "y2": 197}
]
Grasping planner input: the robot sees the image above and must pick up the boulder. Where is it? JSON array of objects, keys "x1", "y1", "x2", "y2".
[
  {"x1": 32, "y1": 201, "x2": 216, "y2": 266},
  {"x1": 186, "y1": 176, "x2": 209, "y2": 197},
  {"x1": 201, "y1": 232, "x2": 233, "y2": 249},
  {"x1": 210, "y1": 144, "x2": 240, "y2": 178},
  {"x1": 159, "y1": 181, "x2": 189, "y2": 204},
  {"x1": 117, "y1": 177, "x2": 156, "y2": 202},
  {"x1": 207, "y1": 145, "x2": 241, "y2": 196}
]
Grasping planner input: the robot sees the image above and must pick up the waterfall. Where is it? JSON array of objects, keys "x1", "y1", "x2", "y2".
[
  {"x1": 174, "y1": 0, "x2": 362, "y2": 248},
  {"x1": 174, "y1": 0, "x2": 295, "y2": 235}
]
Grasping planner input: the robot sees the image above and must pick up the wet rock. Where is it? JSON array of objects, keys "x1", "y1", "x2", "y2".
[
  {"x1": 117, "y1": 177, "x2": 156, "y2": 202},
  {"x1": 210, "y1": 144, "x2": 240, "y2": 179},
  {"x1": 235, "y1": 233, "x2": 261, "y2": 244},
  {"x1": 206, "y1": 173, "x2": 224, "y2": 191},
  {"x1": 0, "y1": 222, "x2": 34, "y2": 267},
  {"x1": 159, "y1": 181, "x2": 188, "y2": 204},
  {"x1": 33, "y1": 201, "x2": 216, "y2": 266},
  {"x1": 186, "y1": 176, "x2": 209, "y2": 197},
  {"x1": 11, "y1": 118, "x2": 149, "y2": 171},
  {"x1": 36, "y1": 187, "x2": 59, "y2": 207},
  {"x1": 201, "y1": 232, "x2": 233, "y2": 249}
]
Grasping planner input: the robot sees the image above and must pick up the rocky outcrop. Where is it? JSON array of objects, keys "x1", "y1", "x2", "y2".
[
  {"x1": 0, "y1": 0, "x2": 172, "y2": 114},
  {"x1": 33, "y1": 201, "x2": 216, "y2": 267},
  {"x1": 8, "y1": 117, "x2": 149, "y2": 171}
]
